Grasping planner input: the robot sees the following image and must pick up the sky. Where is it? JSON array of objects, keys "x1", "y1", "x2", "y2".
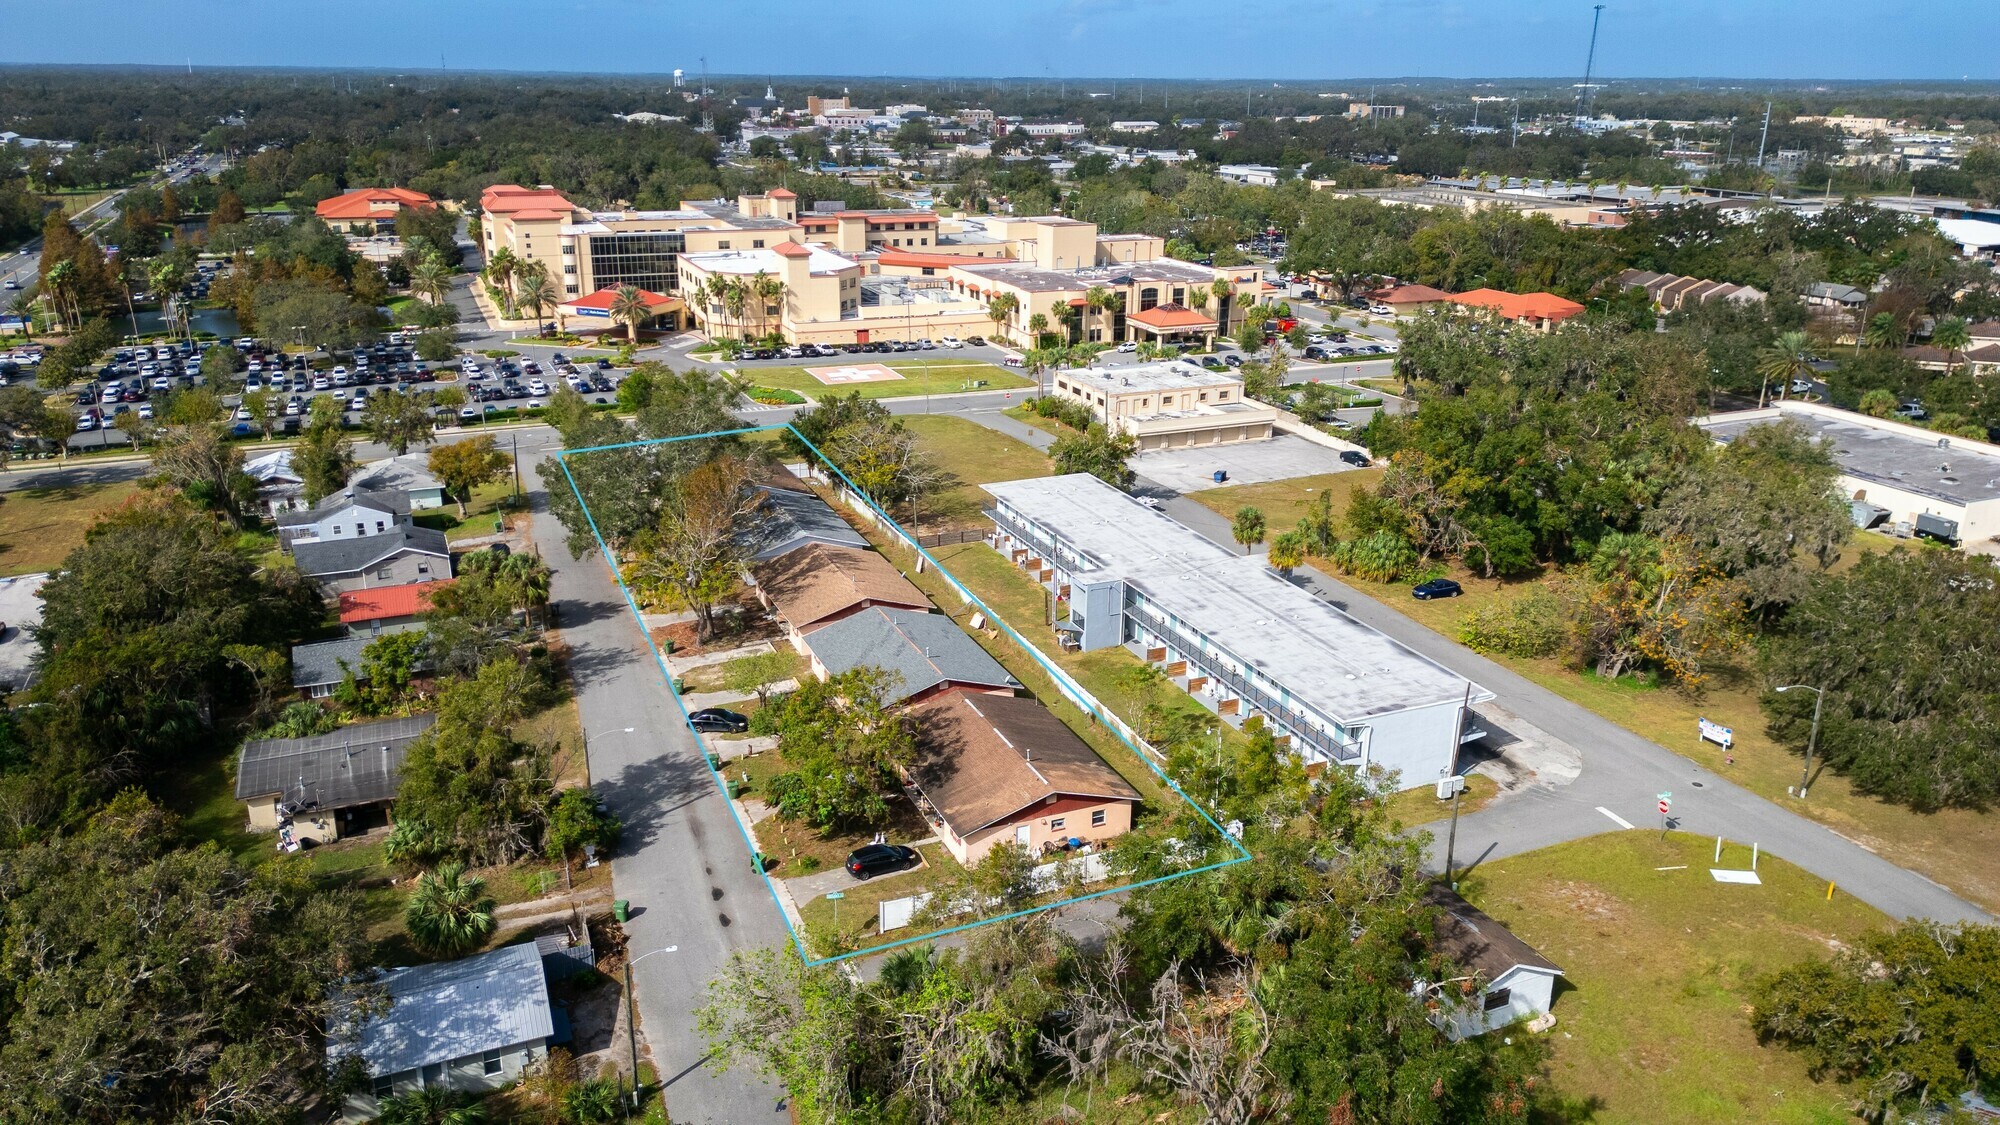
[{"x1": 2, "y1": 0, "x2": 1992, "y2": 82}]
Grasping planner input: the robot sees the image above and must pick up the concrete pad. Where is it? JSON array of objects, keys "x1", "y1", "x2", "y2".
[
  {"x1": 0, "y1": 573, "x2": 46, "y2": 691},
  {"x1": 807, "y1": 362, "x2": 903, "y2": 386},
  {"x1": 1133, "y1": 434, "x2": 1355, "y2": 493}
]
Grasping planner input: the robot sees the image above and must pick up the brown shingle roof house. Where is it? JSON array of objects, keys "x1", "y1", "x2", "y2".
[
  {"x1": 1422, "y1": 885, "x2": 1564, "y2": 1039},
  {"x1": 905, "y1": 692, "x2": 1140, "y2": 865},
  {"x1": 751, "y1": 543, "x2": 927, "y2": 639}
]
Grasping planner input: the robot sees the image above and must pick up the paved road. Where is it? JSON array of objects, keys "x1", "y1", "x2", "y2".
[
  {"x1": 521, "y1": 434, "x2": 792, "y2": 1125},
  {"x1": 2, "y1": 152, "x2": 221, "y2": 291},
  {"x1": 1154, "y1": 494, "x2": 1988, "y2": 925}
]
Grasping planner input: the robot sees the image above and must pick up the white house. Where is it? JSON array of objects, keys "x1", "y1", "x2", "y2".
[
  {"x1": 352, "y1": 452, "x2": 448, "y2": 510},
  {"x1": 1423, "y1": 886, "x2": 1564, "y2": 1039},
  {"x1": 275, "y1": 487, "x2": 413, "y2": 551}
]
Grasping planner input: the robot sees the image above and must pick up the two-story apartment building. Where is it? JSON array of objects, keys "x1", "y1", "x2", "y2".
[
  {"x1": 1049, "y1": 360, "x2": 1277, "y2": 450},
  {"x1": 984, "y1": 474, "x2": 1492, "y2": 790}
]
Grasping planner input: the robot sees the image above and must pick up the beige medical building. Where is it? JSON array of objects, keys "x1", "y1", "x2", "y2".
[
  {"x1": 480, "y1": 183, "x2": 1260, "y2": 346},
  {"x1": 1050, "y1": 360, "x2": 1277, "y2": 449}
]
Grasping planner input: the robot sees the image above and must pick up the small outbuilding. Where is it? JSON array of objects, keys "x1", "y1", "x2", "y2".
[{"x1": 1423, "y1": 885, "x2": 1564, "y2": 1039}]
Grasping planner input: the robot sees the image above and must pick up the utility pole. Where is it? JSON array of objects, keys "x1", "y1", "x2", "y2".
[
  {"x1": 1577, "y1": 4, "x2": 1606, "y2": 121},
  {"x1": 1756, "y1": 100, "x2": 1772, "y2": 170},
  {"x1": 1511, "y1": 100, "x2": 1519, "y2": 147}
]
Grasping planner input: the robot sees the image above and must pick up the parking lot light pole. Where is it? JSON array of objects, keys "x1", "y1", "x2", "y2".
[
  {"x1": 1774, "y1": 685, "x2": 1825, "y2": 799},
  {"x1": 625, "y1": 944, "x2": 678, "y2": 1111}
]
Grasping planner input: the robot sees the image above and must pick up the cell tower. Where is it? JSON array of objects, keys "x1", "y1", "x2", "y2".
[{"x1": 1575, "y1": 4, "x2": 1606, "y2": 122}]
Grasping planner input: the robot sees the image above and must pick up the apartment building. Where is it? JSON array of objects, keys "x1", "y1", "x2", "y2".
[
  {"x1": 984, "y1": 474, "x2": 1491, "y2": 789},
  {"x1": 1049, "y1": 360, "x2": 1277, "y2": 450}
]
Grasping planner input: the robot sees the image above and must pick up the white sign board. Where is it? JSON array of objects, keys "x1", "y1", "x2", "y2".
[{"x1": 1698, "y1": 717, "x2": 1733, "y2": 748}]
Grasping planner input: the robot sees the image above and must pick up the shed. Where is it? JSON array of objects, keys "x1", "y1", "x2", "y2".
[{"x1": 1423, "y1": 885, "x2": 1564, "y2": 1039}]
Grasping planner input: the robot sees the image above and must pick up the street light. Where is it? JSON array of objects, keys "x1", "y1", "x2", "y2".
[
  {"x1": 625, "y1": 944, "x2": 678, "y2": 1111},
  {"x1": 1774, "y1": 684, "x2": 1825, "y2": 799},
  {"x1": 583, "y1": 725, "x2": 636, "y2": 763}
]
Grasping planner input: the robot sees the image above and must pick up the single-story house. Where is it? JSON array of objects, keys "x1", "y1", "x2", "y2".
[
  {"x1": 799, "y1": 605, "x2": 1017, "y2": 706},
  {"x1": 905, "y1": 692, "x2": 1140, "y2": 866},
  {"x1": 1367, "y1": 283, "x2": 1455, "y2": 314},
  {"x1": 740, "y1": 485, "x2": 867, "y2": 562},
  {"x1": 352, "y1": 452, "x2": 448, "y2": 510},
  {"x1": 1803, "y1": 281, "x2": 1867, "y2": 310},
  {"x1": 1423, "y1": 885, "x2": 1564, "y2": 1039},
  {"x1": 1900, "y1": 342, "x2": 2000, "y2": 375},
  {"x1": 292, "y1": 629, "x2": 426, "y2": 699},
  {"x1": 329, "y1": 941, "x2": 554, "y2": 1122},
  {"x1": 234, "y1": 714, "x2": 437, "y2": 848},
  {"x1": 245, "y1": 450, "x2": 306, "y2": 515},
  {"x1": 339, "y1": 579, "x2": 453, "y2": 636},
  {"x1": 292, "y1": 525, "x2": 451, "y2": 594},
  {"x1": 1446, "y1": 288, "x2": 1585, "y2": 332},
  {"x1": 315, "y1": 186, "x2": 435, "y2": 233},
  {"x1": 750, "y1": 542, "x2": 928, "y2": 643},
  {"x1": 277, "y1": 487, "x2": 414, "y2": 551}
]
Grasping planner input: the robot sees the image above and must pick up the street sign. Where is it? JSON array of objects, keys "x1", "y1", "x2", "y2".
[
  {"x1": 824, "y1": 891, "x2": 844, "y2": 901},
  {"x1": 1658, "y1": 799, "x2": 1670, "y2": 815}
]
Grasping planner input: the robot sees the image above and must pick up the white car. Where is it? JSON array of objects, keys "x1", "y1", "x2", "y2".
[
  {"x1": 242, "y1": 377, "x2": 262, "y2": 392},
  {"x1": 234, "y1": 406, "x2": 252, "y2": 421},
  {"x1": 528, "y1": 379, "x2": 549, "y2": 396},
  {"x1": 1789, "y1": 378, "x2": 1814, "y2": 394},
  {"x1": 940, "y1": 336, "x2": 964, "y2": 349},
  {"x1": 151, "y1": 376, "x2": 171, "y2": 392},
  {"x1": 137, "y1": 403, "x2": 154, "y2": 420},
  {"x1": 349, "y1": 395, "x2": 367, "y2": 411},
  {"x1": 312, "y1": 376, "x2": 330, "y2": 391},
  {"x1": 1369, "y1": 304, "x2": 1394, "y2": 316},
  {"x1": 1116, "y1": 341, "x2": 1137, "y2": 352}
]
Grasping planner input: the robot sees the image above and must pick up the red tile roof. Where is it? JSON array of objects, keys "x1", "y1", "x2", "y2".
[
  {"x1": 767, "y1": 188, "x2": 797, "y2": 198},
  {"x1": 875, "y1": 249, "x2": 1013, "y2": 269},
  {"x1": 480, "y1": 184, "x2": 578, "y2": 215},
  {"x1": 1373, "y1": 283, "x2": 1454, "y2": 305},
  {"x1": 315, "y1": 187, "x2": 433, "y2": 221},
  {"x1": 771, "y1": 241, "x2": 812, "y2": 258},
  {"x1": 1448, "y1": 288, "x2": 1586, "y2": 323},
  {"x1": 561, "y1": 287, "x2": 678, "y2": 312},
  {"x1": 338, "y1": 580, "x2": 452, "y2": 624},
  {"x1": 1125, "y1": 303, "x2": 1216, "y2": 329}
]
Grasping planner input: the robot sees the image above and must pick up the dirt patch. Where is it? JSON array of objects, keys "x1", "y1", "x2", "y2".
[
  {"x1": 1549, "y1": 881, "x2": 1629, "y2": 927},
  {"x1": 647, "y1": 592, "x2": 786, "y2": 658}
]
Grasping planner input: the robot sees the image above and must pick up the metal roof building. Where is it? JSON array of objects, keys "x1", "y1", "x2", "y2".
[
  {"x1": 235, "y1": 714, "x2": 437, "y2": 810},
  {"x1": 799, "y1": 605, "x2": 1017, "y2": 705}
]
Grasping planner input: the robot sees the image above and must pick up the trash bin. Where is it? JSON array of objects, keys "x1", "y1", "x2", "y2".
[
  {"x1": 726, "y1": 780, "x2": 742, "y2": 799},
  {"x1": 1212, "y1": 469, "x2": 1228, "y2": 484},
  {"x1": 612, "y1": 899, "x2": 629, "y2": 923}
]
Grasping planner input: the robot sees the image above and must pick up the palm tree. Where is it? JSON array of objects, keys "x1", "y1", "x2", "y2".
[
  {"x1": 1231, "y1": 506, "x2": 1266, "y2": 555},
  {"x1": 403, "y1": 862, "x2": 496, "y2": 959},
  {"x1": 1858, "y1": 388, "x2": 1898, "y2": 417},
  {"x1": 497, "y1": 553, "x2": 552, "y2": 629},
  {"x1": 1210, "y1": 276, "x2": 1233, "y2": 334},
  {"x1": 519, "y1": 271, "x2": 557, "y2": 335},
  {"x1": 1932, "y1": 315, "x2": 1972, "y2": 372},
  {"x1": 1267, "y1": 529, "x2": 1307, "y2": 576},
  {"x1": 750, "y1": 271, "x2": 783, "y2": 341},
  {"x1": 985, "y1": 291, "x2": 1019, "y2": 345},
  {"x1": 1048, "y1": 298, "x2": 1075, "y2": 345},
  {"x1": 486, "y1": 247, "x2": 519, "y2": 315},
  {"x1": 610, "y1": 285, "x2": 654, "y2": 345},
  {"x1": 1083, "y1": 285, "x2": 1112, "y2": 345},
  {"x1": 42, "y1": 259, "x2": 76, "y2": 331},
  {"x1": 378, "y1": 1087, "x2": 490, "y2": 1125},
  {"x1": 410, "y1": 256, "x2": 454, "y2": 307},
  {"x1": 1863, "y1": 311, "x2": 1904, "y2": 350},
  {"x1": 1026, "y1": 312, "x2": 1049, "y2": 347},
  {"x1": 1755, "y1": 330, "x2": 1816, "y2": 408},
  {"x1": 10, "y1": 290, "x2": 36, "y2": 339}
]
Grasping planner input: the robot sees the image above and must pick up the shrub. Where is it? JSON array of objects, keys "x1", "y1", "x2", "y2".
[
  {"x1": 1458, "y1": 588, "x2": 1569, "y2": 658},
  {"x1": 1329, "y1": 531, "x2": 1420, "y2": 582},
  {"x1": 749, "y1": 386, "x2": 807, "y2": 405},
  {"x1": 261, "y1": 701, "x2": 338, "y2": 739}
]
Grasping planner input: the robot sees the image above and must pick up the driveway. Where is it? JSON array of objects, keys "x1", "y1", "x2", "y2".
[{"x1": 1134, "y1": 433, "x2": 1357, "y2": 492}]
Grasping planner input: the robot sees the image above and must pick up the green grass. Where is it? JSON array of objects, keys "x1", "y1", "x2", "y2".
[
  {"x1": 1463, "y1": 832, "x2": 1886, "y2": 1123},
  {"x1": 410, "y1": 480, "x2": 520, "y2": 542},
  {"x1": 1184, "y1": 468, "x2": 1385, "y2": 534},
  {"x1": 728, "y1": 750, "x2": 936, "y2": 876},
  {"x1": 750, "y1": 360, "x2": 1030, "y2": 402},
  {"x1": 898, "y1": 414, "x2": 1051, "y2": 529},
  {"x1": 794, "y1": 842, "x2": 958, "y2": 948},
  {"x1": 1335, "y1": 549, "x2": 2000, "y2": 913},
  {"x1": 1376, "y1": 772, "x2": 1499, "y2": 828},
  {"x1": 1001, "y1": 404, "x2": 1076, "y2": 440},
  {"x1": 43, "y1": 189, "x2": 117, "y2": 216},
  {"x1": 0, "y1": 478, "x2": 139, "y2": 575}
]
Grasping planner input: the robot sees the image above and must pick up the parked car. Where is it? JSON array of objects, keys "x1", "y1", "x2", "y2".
[
  {"x1": 1116, "y1": 341, "x2": 1137, "y2": 352},
  {"x1": 965, "y1": 336, "x2": 986, "y2": 347},
  {"x1": 939, "y1": 336, "x2": 963, "y2": 349},
  {"x1": 687, "y1": 708, "x2": 749, "y2": 734},
  {"x1": 1412, "y1": 578, "x2": 1464, "y2": 601},
  {"x1": 1895, "y1": 401, "x2": 1929, "y2": 421},
  {"x1": 1338, "y1": 449, "x2": 1370, "y2": 467},
  {"x1": 845, "y1": 843, "x2": 919, "y2": 880}
]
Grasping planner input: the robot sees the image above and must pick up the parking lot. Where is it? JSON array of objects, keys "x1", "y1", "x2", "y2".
[{"x1": 1131, "y1": 434, "x2": 1363, "y2": 493}]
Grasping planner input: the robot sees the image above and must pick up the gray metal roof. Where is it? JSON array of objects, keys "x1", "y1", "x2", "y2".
[
  {"x1": 333, "y1": 942, "x2": 554, "y2": 1078},
  {"x1": 802, "y1": 606, "x2": 1015, "y2": 703},
  {"x1": 291, "y1": 525, "x2": 449, "y2": 577},
  {"x1": 984, "y1": 474, "x2": 1486, "y2": 722},
  {"x1": 291, "y1": 627, "x2": 425, "y2": 688},
  {"x1": 234, "y1": 713, "x2": 436, "y2": 807},
  {"x1": 1698, "y1": 404, "x2": 2000, "y2": 509},
  {"x1": 353, "y1": 452, "x2": 443, "y2": 494},
  {"x1": 275, "y1": 487, "x2": 412, "y2": 528},
  {"x1": 739, "y1": 487, "x2": 867, "y2": 561}
]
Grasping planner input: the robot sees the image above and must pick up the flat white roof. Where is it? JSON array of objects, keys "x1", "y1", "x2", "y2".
[
  {"x1": 985, "y1": 474, "x2": 1485, "y2": 721},
  {"x1": 682, "y1": 244, "x2": 854, "y2": 277},
  {"x1": 1058, "y1": 359, "x2": 1241, "y2": 396},
  {"x1": 1697, "y1": 402, "x2": 2000, "y2": 509}
]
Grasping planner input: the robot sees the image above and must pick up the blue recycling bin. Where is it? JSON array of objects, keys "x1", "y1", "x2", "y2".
[{"x1": 1212, "y1": 470, "x2": 1228, "y2": 484}]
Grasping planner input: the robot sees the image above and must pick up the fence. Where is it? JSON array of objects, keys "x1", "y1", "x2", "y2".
[
  {"x1": 911, "y1": 527, "x2": 986, "y2": 548},
  {"x1": 879, "y1": 853, "x2": 1112, "y2": 932}
]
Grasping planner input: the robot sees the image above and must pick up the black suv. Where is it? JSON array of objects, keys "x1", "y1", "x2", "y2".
[{"x1": 845, "y1": 843, "x2": 919, "y2": 880}]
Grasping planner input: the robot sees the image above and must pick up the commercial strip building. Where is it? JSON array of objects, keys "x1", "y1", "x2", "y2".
[
  {"x1": 1048, "y1": 360, "x2": 1276, "y2": 450},
  {"x1": 984, "y1": 474, "x2": 1491, "y2": 789},
  {"x1": 1695, "y1": 400, "x2": 2000, "y2": 551}
]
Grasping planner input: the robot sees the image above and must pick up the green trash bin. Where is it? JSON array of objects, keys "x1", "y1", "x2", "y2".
[
  {"x1": 612, "y1": 899, "x2": 629, "y2": 923},
  {"x1": 727, "y1": 780, "x2": 742, "y2": 799}
]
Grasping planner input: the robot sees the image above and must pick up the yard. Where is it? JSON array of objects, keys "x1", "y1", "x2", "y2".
[
  {"x1": 727, "y1": 749, "x2": 937, "y2": 876},
  {"x1": 410, "y1": 478, "x2": 523, "y2": 542},
  {"x1": 793, "y1": 842, "x2": 959, "y2": 950},
  {"x1": 1273, "y1": 469, "x2": 2000, "y2": 915},
  {"x1": 898, "y1": 414, "x2": 1051, "y2": 530},
  {"x1": 1183, "y1": 468, "x2": 1384, "y2": 534},
  {"x1": 1463, "y1": 832, "x2": 1885, "y2": 1123},
  {"x1": 1376, "y1": 772, "x2": 1500, "y2": 828},
  {"x1": 749, "y1": 359, "x2": 1031, "y2": 402},
  {"x1": 0, "y1": 478, "x2": 140, "y2": 575}
]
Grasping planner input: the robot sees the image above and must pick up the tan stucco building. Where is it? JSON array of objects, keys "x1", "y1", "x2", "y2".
[{"x1": 1050, "y1": 360, "x2": 1277, "y2": 450}]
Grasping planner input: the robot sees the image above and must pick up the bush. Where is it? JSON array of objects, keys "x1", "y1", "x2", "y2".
[
  {"x1": 1329, "y1": 531, "x2": 1420, "y2": 582},
  {"x1": 748, "y1": 386, "x2": 807, "y2": 405},
  {"x1": 260, "y1": 701, "x2": 339, "y2": 739},
  {"x1": 1028, "y1": 395, "x2": 1095, "y2": 431},
  {"x1": 1458, "y1": 588, "x2": 1569, "y2": 658}
]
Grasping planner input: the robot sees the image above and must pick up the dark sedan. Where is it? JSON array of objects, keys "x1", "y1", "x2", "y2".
[
  {"x1": 687, "y1": 707, "x2": 749, "y2": 734},
  {"x1": 1412, "y1": 578, "x2": 1464, "y2": 601},
  {"x1": 845, "y1": 843, "x2": 919, "y2": 880}
]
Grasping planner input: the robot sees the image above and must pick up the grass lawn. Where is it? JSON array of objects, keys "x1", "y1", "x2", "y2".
[
  {"x1": 751, "y1": 360, "x2": 1030, "y2": 402},
  {"x1": 678, "y1": 650, "x2": 805, "y2": 694},
  {"x1": 1273, "y1": 472, "x2": 2000, "y2": 913},
  {"x1": 1184, "y1": 468, "x2": 1384, "y2": 534},
  {"x1": 44, "y1": 188, "x2": 118, "y2": 216},
  {"x1": 728, "y1": 750, "x2": 936, "y2": 876},
  {"x1": 898, "y1": 414, "x2": 1051, "y2": 529},
  {"x1": 1001, "y1": 404, "x2": 1074, "y2": 440},
  {"x1": 1463, "y1": 832, "x2": 1885, "y2": 1123},
  {"x1": 0, "y1": 478, "x2": 139, "y2": 575},
  {"x1": 794, "y1": 842, "x2": 959, "y2": 949},
  {"x1": 1376, "y1": 772, "x2": 1500, "y2": 828},
  {"x1": 411, "y1": 480, "x2": 520, "y2": 542}
]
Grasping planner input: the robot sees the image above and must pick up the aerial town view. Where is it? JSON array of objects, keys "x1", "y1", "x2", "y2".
[{"x1": 1, "y1": 1, "x2": 1998, "y2": 1122}]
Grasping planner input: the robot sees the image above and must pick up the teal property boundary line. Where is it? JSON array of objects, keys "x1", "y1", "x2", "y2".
[{"x1": 558, "y1": 422, "x2": 1252, "y2": 967}]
